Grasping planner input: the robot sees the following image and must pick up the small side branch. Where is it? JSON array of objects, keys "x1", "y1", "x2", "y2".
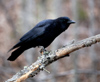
[{"x1": 6, "y1": 34, "x2": 100, "y2": 82}]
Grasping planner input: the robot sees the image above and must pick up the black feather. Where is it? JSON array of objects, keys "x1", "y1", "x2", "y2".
[
  {"x1": 8, "y1": 17, "x2": 75, "y2": 61},
  {"x1": 7, "y1": 46, "x2": 25, "y2": 61}
]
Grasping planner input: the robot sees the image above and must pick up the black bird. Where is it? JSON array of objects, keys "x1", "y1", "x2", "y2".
[{"x1": 8, "y1": 17, "x2": 75, "y2": 61}]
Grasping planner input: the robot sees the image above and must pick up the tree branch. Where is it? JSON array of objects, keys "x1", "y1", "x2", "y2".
[{"x1": 5, "y1": 34, "x2": 100, "y2": 82}]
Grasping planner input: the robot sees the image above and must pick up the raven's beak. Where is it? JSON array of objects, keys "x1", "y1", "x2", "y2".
[{"x1": 68, "y1": 20, "x2": 75, "y2": 24}]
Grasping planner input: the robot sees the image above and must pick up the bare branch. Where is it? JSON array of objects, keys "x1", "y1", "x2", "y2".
[{"x1": 5, "y1": 34, "x2": 100, "y2": 82}]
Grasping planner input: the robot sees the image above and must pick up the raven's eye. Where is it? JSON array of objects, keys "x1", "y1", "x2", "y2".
[{"x1": 63, "y1": 20, "x2": 66, "y2": 22}]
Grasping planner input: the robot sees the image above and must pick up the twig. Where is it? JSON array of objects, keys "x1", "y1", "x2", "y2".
[{"x1": 5, "y1": 34, "x2": 100, "y2": 82}]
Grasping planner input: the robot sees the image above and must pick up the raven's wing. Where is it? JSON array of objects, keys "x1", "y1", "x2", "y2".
[
  {"x1": 8, "y1": 19, "x2": 53, "y2": 52},
  {"x1": 20, "y1": 19, "x2": 53, "y2": 41}
]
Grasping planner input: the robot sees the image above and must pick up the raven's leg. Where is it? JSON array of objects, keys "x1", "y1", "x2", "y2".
[{"x1": 39, "y1": 46, "x2": 47, "y2": 55}]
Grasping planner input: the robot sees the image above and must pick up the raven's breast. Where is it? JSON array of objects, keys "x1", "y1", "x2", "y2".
[{"x1": 35, "y1": 29, "x2": 61, "y2": 48}]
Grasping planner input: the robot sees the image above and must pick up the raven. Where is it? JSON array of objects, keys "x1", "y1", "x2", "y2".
[{"x1": 8, "y1": 17, "x2": 75, "y2": 61}]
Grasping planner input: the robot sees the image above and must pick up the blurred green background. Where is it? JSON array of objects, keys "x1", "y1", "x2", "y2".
[{"x1": 0, "y1": 0, "x2": 100, "y2": 82}]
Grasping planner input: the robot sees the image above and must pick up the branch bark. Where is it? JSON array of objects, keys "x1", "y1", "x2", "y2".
[{"x1": 6, "y1": 34, "x2": 100, "y2": 82}]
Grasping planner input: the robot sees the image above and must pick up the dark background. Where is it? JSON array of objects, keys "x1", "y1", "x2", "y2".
[{"x1": 0, "y1": 0, "x2": 100, "y2": 82}]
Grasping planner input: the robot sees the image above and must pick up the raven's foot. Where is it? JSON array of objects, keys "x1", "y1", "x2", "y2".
[
  {"x1": 39, "y1": 46, "x2": 48, "y2": 55},
  {"x1": 40, "y1": 48, "x2": 46, "y2": 55}
]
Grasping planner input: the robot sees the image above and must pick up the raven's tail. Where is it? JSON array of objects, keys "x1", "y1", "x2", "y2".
[
  {"x1": 8, "y1": 41, "x2": 23, "y2": 52},
  {"x1": 7, "y1": 46, "x2": 25, "y2": 61}
]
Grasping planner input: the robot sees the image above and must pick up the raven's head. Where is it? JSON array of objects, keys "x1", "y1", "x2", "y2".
[{"x1": 56, "y1": 16, "x2": 75, "y2": 30}]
